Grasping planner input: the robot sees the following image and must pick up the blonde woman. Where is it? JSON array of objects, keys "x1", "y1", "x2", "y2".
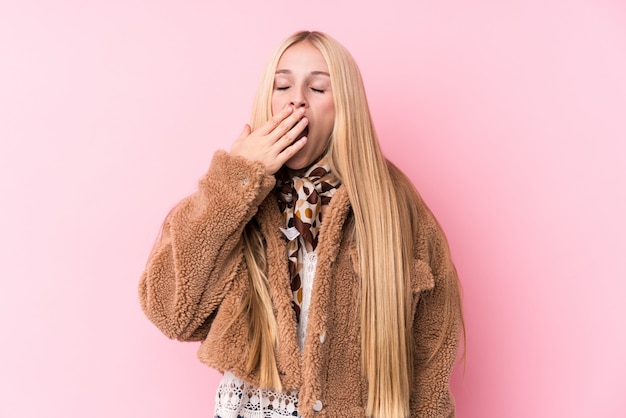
[{"x1": 139, "y1": 31, "x2": 463, "y2": 418}]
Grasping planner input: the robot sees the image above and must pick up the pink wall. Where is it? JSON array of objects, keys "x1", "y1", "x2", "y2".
[{"x1": 1, "y1": 1, "x2": 625, "y2": 417}]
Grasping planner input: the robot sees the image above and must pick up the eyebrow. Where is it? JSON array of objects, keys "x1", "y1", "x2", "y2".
[{"x1": 275, "y1": 69, "x2": 330, "y2": 77}]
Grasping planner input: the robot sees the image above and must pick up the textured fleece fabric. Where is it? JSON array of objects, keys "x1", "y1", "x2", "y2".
[{"x1": 139, "y1": 150, "x2": 461, "y2": 418}]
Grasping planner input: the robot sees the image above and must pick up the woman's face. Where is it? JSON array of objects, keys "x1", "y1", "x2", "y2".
[{"x1": 272, "y1": 41, "x2": 335, "y2": 170}]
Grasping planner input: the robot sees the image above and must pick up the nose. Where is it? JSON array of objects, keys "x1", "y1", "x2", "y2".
[{"x1": 289, "y1": 86, "x2": 307, "y2": 108}]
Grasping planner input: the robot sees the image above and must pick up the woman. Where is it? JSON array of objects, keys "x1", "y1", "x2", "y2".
[{"x1": 139, "y1": 31, "x2": 463, "y2": 418}]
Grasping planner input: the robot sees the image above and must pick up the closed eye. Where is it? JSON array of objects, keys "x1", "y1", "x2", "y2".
[
  {"x1": 275, "y1": 86, "x2": 290, "y2": 91},
  {"x1": 311, "y1": 88, "x2": 324, "y2": 93}
]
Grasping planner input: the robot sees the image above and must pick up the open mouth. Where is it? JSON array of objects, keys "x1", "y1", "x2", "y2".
[{"x1": 295, "y1": 126, "x2": 309, "y2": 142}]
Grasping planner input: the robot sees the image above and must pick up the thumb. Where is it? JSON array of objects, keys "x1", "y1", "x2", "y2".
[{"x1": 237, "y1": 124, "x2": 251, "y2": 140}]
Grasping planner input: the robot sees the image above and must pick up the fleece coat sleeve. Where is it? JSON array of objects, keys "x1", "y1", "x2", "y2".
[
  {"x1": 410, "y1": 218, "x2": 462, "y2": 418},
  {"x1": 138, "y1": 150, "x2": 276, "y2": 342}
]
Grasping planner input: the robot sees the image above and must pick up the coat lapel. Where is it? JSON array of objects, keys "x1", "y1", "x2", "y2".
[
  {"x1": 298, "y1": 186, "x2": 353, "y2": 411},
  {"x1": 255, "y1": 194, "x2": 302, "y2": 389}
]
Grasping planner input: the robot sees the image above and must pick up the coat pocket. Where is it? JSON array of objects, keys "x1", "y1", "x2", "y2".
[
  {"x1": 411, "y1": 259, "x2": 435, "y2": 293},
  {"x1": 197, "y1": 270, "x2": 251, "y2": 374}
]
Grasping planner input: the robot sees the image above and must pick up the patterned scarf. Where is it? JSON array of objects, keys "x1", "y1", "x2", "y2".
[{"x1": 275, "y1": 157, "x2": 341, "y2": 322}]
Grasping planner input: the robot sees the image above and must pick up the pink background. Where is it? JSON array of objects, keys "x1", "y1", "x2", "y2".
[{"x1": 1, "y1": 1, "x2": 625, "y2": 417}]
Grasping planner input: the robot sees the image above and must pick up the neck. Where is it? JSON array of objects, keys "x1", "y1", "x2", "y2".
[{"x1": 281, "y1": 153, "x2": 328, "y2": 178}]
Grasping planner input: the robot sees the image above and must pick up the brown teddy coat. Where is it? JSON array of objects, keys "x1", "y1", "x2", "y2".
[{"x1": 139, "y1": 150, "x2": 461, "y2": 418}]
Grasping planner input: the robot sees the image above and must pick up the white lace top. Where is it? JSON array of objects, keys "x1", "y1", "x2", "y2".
[{"x1": 214, "y1": 242, "x2": 317, "y2": 418}]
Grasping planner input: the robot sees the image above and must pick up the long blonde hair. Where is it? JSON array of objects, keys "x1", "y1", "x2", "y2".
[{"x1": 242, "y1": 31, "x2": 459, "y2": 418}]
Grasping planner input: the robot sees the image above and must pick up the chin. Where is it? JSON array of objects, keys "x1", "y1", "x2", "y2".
[
  {"x1": 284, "y1": 153, "x2": 314, "y2": 171},
  {"x1": 284, "y1": 159, "x2": 309, "y2": 171}
]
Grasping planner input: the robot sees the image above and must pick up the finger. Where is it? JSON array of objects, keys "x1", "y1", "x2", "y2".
[
  {"x1": 258, "y1": 105, "x2": 294, "y2": 135},
  {"x1": 237, "y1": 124, "x2": 251, "y2": 140},
  {"x1": 274, "y1": 117, "x2": 308, "y2": 151},
  {"x1": 277, "y1": 136, "x2": 308, "y2": 163},
  {"x1": 270, "y1": 107, "x2": 306, "y2": 141}
]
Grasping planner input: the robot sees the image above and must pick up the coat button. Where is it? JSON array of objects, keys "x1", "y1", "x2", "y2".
[
  {"x1": 319, "y1": 331, "x2": 326, "y2": 344},
  {"x1": 313, "y1": 399, "x2": 323, "y2": 412}
]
